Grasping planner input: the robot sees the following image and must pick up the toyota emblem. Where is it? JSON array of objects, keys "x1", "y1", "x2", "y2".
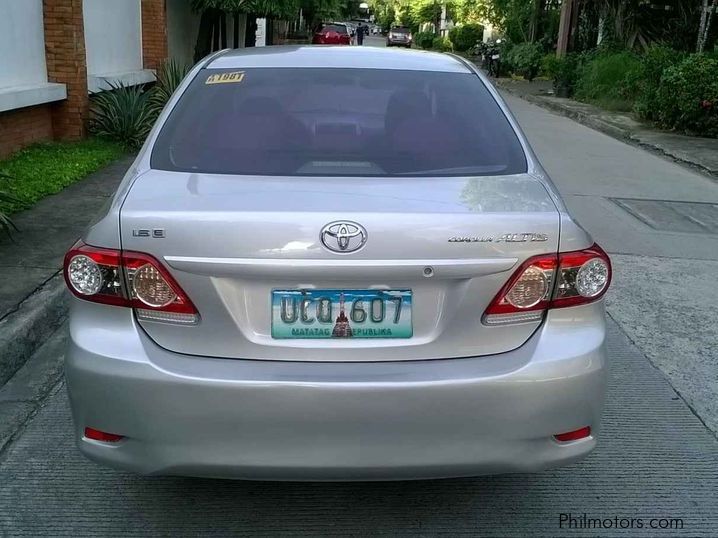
[{"x1": 320, "y1": 221, "x2": 368, "y2": 253}]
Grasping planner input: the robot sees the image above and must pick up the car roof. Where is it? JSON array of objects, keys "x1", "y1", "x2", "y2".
[{"x1": 207, "y1": 46, "x2": 472, "y2": 73}]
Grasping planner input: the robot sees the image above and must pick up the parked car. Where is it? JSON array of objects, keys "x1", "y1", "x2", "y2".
[
  {"x1": 63, "y1": 46, "x2": 611, "y2": 481},
  {"x1": 312, "y1": 23, "x2": 351, "y2": 45},
  {"x1": 387, "y1": 26, "x2": 412, "y2": 47}
]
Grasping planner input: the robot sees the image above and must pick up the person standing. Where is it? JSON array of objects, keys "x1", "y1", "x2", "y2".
[{"x1": 356, "y1": 23, "x2": 366, "y2": 46}]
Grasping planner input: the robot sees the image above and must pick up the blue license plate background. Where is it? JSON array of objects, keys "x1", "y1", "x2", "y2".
[{"x1": 271, "y1": 289, "x2": 412, "y2": 339}]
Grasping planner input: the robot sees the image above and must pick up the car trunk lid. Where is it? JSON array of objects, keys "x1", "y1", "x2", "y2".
[{"x1": 120, "y1": 171, "x2": 559, "y2": 361}]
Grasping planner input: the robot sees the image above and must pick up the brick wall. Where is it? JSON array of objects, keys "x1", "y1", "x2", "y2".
[
  {"x1": 2, "y1": 0, "x2": 172, "y2": 159},
  {"x1": 0, "y1": 105, "x2": 54, "y2": 159},
  {"x1": 43, "y1": 0, "x2": 89, "y2": 140},
  {"x1": 142, "y1": 0, "x2": 169, "y2": 70}
]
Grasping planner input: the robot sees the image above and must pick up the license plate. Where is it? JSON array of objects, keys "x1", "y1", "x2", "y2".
[
  {"x1": 492, "y1": 54, "x2": 500, "y2": 60},
  {"x1": 271, "y1": 289, "x2": 412, "y2": 339}
]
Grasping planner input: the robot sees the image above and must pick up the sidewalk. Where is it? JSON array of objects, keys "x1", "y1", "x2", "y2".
[
  {"x1": 496, "y1": 78, "x2": 718, "y2": 178},
  {"x1": 0, "y1": 154, "x2": 134, "y2": 386}
]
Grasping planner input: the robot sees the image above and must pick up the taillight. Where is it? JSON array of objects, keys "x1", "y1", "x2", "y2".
[
  {"x1": 64, "y1": 242, "x2": 199, "y2": 324},
  {"x1": 483, "y1": 244, "x2": 611, "y2": 325}
]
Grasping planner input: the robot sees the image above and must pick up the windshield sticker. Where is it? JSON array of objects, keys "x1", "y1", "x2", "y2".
[{"x1": 205, "y1": 71, "x2": 245, "y2": 85}]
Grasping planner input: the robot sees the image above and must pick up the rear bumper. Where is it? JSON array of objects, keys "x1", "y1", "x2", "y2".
[{"x1": 65, "y1": 301, "x2": 607, "y2": 480}]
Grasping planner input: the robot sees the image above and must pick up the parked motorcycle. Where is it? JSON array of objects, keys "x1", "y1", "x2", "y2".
[{"x1": 484, "y1": 39, "x2": 503, "y2": 78}]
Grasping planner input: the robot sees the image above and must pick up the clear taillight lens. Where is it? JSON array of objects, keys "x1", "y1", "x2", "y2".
[
  {"x1": 483, "y1": 244, "x2": 611, "y2": 325},
  {"x1": 63, "y1": 242, "x2": 199, "y2": 324},
  {"x1": 63, "y1": 244, "x2": 125, "y2": 306}
]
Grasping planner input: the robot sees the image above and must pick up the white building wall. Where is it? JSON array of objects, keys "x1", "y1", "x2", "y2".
[
  {"x1": 0, "y1": 0, "x2": 66, "y2": 113},
  {"x1": 0, "y1": 0, "x2": 48, "y2": 90},
  {"x1": 82, "y1": 0, "x2": 155, "y2": 92}
]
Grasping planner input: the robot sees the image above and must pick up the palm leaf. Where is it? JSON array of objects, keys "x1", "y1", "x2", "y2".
[
  {"x1": 89, "y1": 82, "x2": 155, "y2": 148},
  {"x1": 149, "y1": 60, "x2": 191, "y2": 116},
  {"x1": 0, "y1": 173, "x2": 19, "y2": 239}
]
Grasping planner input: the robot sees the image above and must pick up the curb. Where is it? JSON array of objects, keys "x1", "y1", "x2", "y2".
[
  {"x1": 0, "y1": 324, "x2": 67, "y2": 456},
  {"x1": 0, "y1": 272, "x2": 67, "y2": 387},
  {"x1": 497, "y1": 82, "x2": 718, "y2": 180}
]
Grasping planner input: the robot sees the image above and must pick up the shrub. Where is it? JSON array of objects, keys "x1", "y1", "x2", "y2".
[
  {"x1": 574, "y1": 51, "x2": 641, "y2": 110},
  {"x1": 414, "y1": 31, "x2": 435, "y2": 50},
  {"x1": 547, "y1": 52, "x2": 585, "y2": 96},
  {"x1": 631, "y1": 46, "x2": 686, "y2": 121},
  {"x1": 541, "y1": 53, "x2": 559, "y2": 78},
  {"x1": 505, "y1": 42, "x2": 543, "y2": 82},
  {"x1": 431, "y1": 35, "x2": 453, "y2": 52},
  {"x1": 449, "y1": 23, "x2": 483, "y2": 52},
  {"x1": 89, "y1": 82, "x2": 155, "y2": 148},
  {"x1": 653, "y1": 54, "x2": 718, "y2": 137},
  {"x1": 0, "y1": 172, "x2": 19, "y2": 238},
  {"x1": 149, "y1": 60, "x2": 190, "y2": 116}
]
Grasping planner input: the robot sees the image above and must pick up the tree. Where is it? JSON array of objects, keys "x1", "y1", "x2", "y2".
[
  {"x1": 697, "y1": 0, "x2": 718, "y2": 52},
  {"x1": 191, "y1": 0, "x2": 341, "y2": 60}
]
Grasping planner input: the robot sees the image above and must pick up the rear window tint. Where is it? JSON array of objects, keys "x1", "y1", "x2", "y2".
[
  {"x1": 151, "y1": 68, "x2": 527, "y2": 177},
  {"x1": 322, "y1": 24, "x2": 347, "y2": 34}
]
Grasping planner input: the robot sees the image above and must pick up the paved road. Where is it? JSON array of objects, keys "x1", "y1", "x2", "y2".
[
  {"x1": 1, "y1": 54, "x2": 718, "y2": 536},
  {"x1": 503, "y1": 95, "x2": 718, "y2": 434}
]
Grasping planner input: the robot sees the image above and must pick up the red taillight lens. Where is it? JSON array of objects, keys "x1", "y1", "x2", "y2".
[
  {"x1": 554, "y1": 426, "x2": 591, "y2": 442},
  {"x1": 483, "y1": 244, "x2": 611, "y2": 325},
  {"x1": 84, "y1": 427, "x2": 124, "y2": 443},
  {"x1": 64, "y1": 242, "x2": 198, "y2": 322}
]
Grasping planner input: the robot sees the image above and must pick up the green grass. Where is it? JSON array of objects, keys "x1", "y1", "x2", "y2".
[{"x1": 0, "y1": 138, "x2": 126, "y2": 214}]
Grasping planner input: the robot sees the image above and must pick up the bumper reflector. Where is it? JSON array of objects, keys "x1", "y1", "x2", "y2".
[
  {"x1": 84, "y1": 427, "x2": 124, "y2": 443},
  {"x1": 554, "y1": 426, "x2": 591, "y2": 442}
]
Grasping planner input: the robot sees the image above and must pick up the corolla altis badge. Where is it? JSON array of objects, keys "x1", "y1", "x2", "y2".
[
  {"x1": 321, "y1": 221, "x2": 368, "y2": 253},
  {"x1": 448, "y1": 233, "x2": 549, "y2": 243}
]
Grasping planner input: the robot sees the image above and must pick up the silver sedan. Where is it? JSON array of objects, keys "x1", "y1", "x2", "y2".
[{"x1": 63, "y1": 45, "x2": 611, "y2": 480}]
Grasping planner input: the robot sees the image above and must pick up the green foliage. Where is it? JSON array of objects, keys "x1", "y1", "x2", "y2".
[
  {"x1": 478, "y1": 0, "x2": 534, "y2": 44},
  {"x1": 431, "y1": 35, "x2": 453, "y2": 52},
  {"x1": 414, "y1": 31, "x2": 436, "y2": 50},
  {"x1": 574, "y1": 51, "x2": 641, "y2": 110},
  {"x1": 505, "y1": 42, "x2": 543, "y2": 81},
  {"x1": 89, "y1": 83, "x2": 155, "y2": 149},
  {"x1": 0, "y1": 172, "x2": 19, "y2": 237},
  {"x1": 0, "y1": 140, "x2": 125, "y2": 216},
  {"x1": 547, "y1": 52, "x2": 586, "y2": 96},
  {"x1": 409, "y1": 0, "x2": 442, "y2": 28},
  {"x1": 149, "y1": 60, "x2": 191, "y2": 116},
  {"x1": 191, "y1": 0, "x2": 300, "y2": 18},
  {"x1": 630, "y1": 45, "x2": 686, "y2": 121},
  {"x1": 541, "y1": 53, "x2": 559, "y2": 78},
  {"x1": 448, "y1": 23, "x2": 484, "y2": 52},
  {"x1": 652, "y1": 54, "x2": 718, "y2": 137}
]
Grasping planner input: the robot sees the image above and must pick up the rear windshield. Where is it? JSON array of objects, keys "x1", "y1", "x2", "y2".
[
  {"x1": 151, "y1": 68, "x2": 527, "y2": 177},
  {"x1": 322, "y1": 24, "x2": 347, "y2": 34},
  {"x1": 391, "y1": 27, "x2": 409, "y2": 33}
]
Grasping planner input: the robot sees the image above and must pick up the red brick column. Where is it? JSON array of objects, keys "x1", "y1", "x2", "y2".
[
  {"x1": 43, "y1": 0, "x2": 89, "y2": 140},
  {"x1": 142, "y1": 0, "x2": 169, "y2": 70}
]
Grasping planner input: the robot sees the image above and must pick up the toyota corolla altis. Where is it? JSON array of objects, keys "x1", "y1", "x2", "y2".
[{"x1": 63, "y1": 46, "x2": 611, "y2": 480}]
